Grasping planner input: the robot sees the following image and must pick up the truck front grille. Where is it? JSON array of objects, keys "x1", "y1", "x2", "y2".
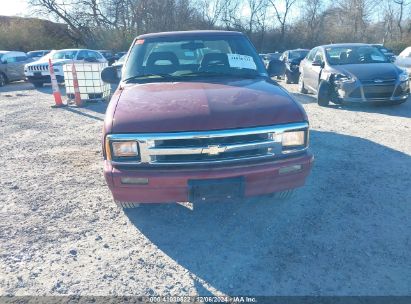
[
  {"x1": 106, "y1": 122, "x2": 309, "y2": 166},
  {"x1": 28, "y1": 65, "x2": 49, "y2": 72}
]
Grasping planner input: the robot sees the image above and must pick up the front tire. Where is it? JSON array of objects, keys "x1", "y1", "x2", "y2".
[
  {"x1": 116, "y1": 201, "x2": 140, "y2": 209},
  {"x1": 317, "y1": 81, "x2": 331, "y2": 106},
  {"x1": 298, "y1": 74, "x2": 308, "y2": 94},
  {"x1": 275, "y1": 190, "x2": 294, "y2": 200},
  {"x1": 285, "y1": 72, "x2": 291, "y2": 84},
  {"x1": 392, "y1": 99, "x2": 408, "y2": 105},
  {"x1": 32, "y1": 81, "x2": 44, "y2": 88},
  {"x1": 0, "y1": 73, "x2": 7, "y2": 87}
]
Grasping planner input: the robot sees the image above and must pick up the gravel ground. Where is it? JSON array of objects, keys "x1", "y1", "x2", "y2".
[{"x1": 0, "y1": 80, "x2": 410, "y2": 296}]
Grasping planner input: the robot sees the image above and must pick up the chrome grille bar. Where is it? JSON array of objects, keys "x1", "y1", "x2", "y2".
[
  {"x1": 148, "y1": 140, "x2": 279, "y2": 156},
  {"x1": 107, "y1": 122, "x2": 308, "y2": 166}
]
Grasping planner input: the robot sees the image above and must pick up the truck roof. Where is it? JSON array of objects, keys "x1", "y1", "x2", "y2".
[{"x1": 137, "y1": 30, "x2": 244, "y2": 40}]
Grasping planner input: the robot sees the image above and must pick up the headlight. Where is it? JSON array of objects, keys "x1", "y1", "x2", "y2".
[
  {"x1": 334, "y1": 74, "x2": 355, "y2": 84},
  {"x1": 111, "y1": 141, "x2": 139, "y2": 158},
  {"x1": 399, "y1": 71, "x2": 409, "y2": 82},
  {"x1": 281, "y1": 130, "x2": 306, "y2": 148}
]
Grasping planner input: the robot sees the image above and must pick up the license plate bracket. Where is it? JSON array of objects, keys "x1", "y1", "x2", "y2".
[{"x1": 188, "y1": 177, "x2": 244, "y2": 203}]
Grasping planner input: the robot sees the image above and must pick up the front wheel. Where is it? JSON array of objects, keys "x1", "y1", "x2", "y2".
[
  {"x1": 260, "y1": 189, "x2": 295, "y2": 201},
  {"x1": 274, "y1": 190, "x2": 294, "y2": 200},
  {"x1": 392, "y1": 99, "x2": 408, "y2": 105},
  {"x1": 285, "y1": 72, "x2": 292, "y2": 84},
  {"x1": 0, "y1": 73, "x2": 7, "y2": 87},
  {"x1": 317, "y1": 81, "x2": 331, "y2": 106},
  {"x1": 32, "y1": 81, "x2": 44, "y2": 88},
  {"x1": 298, "y1": 74, "x2": 308, "y2": 94},
  {"x1": 115, "y1": 201, "x2": 140, "y2": 209}
]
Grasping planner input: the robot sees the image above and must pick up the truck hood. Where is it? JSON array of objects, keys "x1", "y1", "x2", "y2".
[
  {"x1": 110, "y1": 78, "x2": 306, "y2": 133},
  {"x1": 334, "y1": 63, "x2": 402, "y2": 81}
]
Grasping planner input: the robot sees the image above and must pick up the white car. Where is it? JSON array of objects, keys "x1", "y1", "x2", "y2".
[
  {"x1": 395, "y1": 47, "x2": 411, "y2": 74},
  {"x1": 24, "y1": 49, "x2": 107, "y2": 87}
]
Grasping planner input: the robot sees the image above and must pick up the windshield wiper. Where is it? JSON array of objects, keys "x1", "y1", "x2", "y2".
[
  {"x1": 123, "y1": 73, "x2": 173, "y2": 83},
  {"x1": 177, "y1": 71, "x2": 262, "y2": 79}
]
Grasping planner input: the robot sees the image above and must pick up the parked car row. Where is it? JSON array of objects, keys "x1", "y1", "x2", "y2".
[
  {"x1": 265, "y1": 43, "x2": 410, "y2": 106},
  {"x1": 0, "y1": 48, "x2": 128, "y2": 87}
]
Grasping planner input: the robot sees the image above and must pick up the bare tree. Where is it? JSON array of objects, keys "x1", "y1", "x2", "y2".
[
  {"x1": 268, "y1": 0, "x2": 298, "y2": 47},
  {"x1": 196, "y1": 0, "x2": 226, "y2": 27},
  {"x1": 300, "y1": 0, "x2": 323, "y2": 46},
  {"x1": 219, "y1": 0, "x2": 243, "y2": 30},
  {"x1": 246, "y1": 0, "x2": 268, "y2": 34},
  {"x1": 383, "y1": 0, "x2": 396, "y2": 42},
  {"x1": 393, "y1": 0, "x2": 410, "y2": 39}
]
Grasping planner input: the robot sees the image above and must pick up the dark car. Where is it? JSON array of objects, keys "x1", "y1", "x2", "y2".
[
  {"x1": 27, "y1": 50, "x2": 50, "y2": 60},
  {"x1": 98, "y1": 50, "x2": 115, "y2": 65},
  {"x1": 100, "y1": 30, "x2": 313, "y2": 207},
  {"x1": 262, "y1": 52, "x2": 282, "y2": 68},
  {"x1": 114, "y1": 52, "x2": 127, "y2": 60},
  {"x1": 371, "y1": 44, "x2": 395, "y2": 62},
  {"x1": 280, "y1": 49, "x2": 309, "y2": 84},
  {"x1": 299, "y1": 43, "x2": 409, "y2": 106}
]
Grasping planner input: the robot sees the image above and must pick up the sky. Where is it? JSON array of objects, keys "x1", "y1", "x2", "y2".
[
  {"x1": 0, "y1": 0, "x2": 382, "y2": 24},
  {"x1": 0, "y1": 0, "x2": 29, "y2": 16},
  {"x1": 0, "y1": 0, "x2": 289, "y2": 19}
]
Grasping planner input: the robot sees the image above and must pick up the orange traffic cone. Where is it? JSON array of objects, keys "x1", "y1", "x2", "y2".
[
  {"x1": 71, "y1": 64, "x2": 83, "y2": 107},
  {"x1": 49, "y1": 58, "x2": 64, "y2": 107}
]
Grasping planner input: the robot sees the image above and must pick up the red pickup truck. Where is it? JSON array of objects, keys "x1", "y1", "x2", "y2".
[{"x1": 101, "y1": 31, "x2": 313, "y2": 207}]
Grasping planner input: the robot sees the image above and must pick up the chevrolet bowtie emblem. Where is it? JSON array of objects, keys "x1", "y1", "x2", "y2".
[{"x1": 203, "y1": 145, "x2": 226, "y2": 156}]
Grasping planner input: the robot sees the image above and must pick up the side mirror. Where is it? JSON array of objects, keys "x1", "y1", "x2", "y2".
[
  {"x1": 390, "y1": 56, "x2": 396, "y2": 63},
  {"x1": 101, "y1": 66, "x2": 120, "y2": 84},
  {"x1": 312, "y1": 61, "x2": 324, "y2": 67}
]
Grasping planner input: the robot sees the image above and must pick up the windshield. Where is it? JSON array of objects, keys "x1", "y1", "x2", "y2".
[
  {"x1": 28, "y1": 51, "x2": 44, "y2": 58},
  {"x1": 325, "y1": 46, "x2": 389, "y2": 65},
  {"x1": 52, "y1": 50, "x2": 77, "y2": 60},
  {"x1": 124, "y1": 35, "x2": 267, "y2": 82},
  {"x1": 289, "y1": 50, "x2": 308, "y2": 60},
  {"x1": 100, "y1": 51, "x2": 113, "y2": 58},
  {"x1": 118, "y1": 54, "x2": 126, "y2": 63}
]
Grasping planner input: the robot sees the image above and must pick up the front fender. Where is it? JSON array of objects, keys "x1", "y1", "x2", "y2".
[{"x1": 320, "y1": 69, "x2": 333, "y2": 82}]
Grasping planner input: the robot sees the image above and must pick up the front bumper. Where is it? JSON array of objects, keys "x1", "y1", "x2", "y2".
[
  {"x1": 335, "y1": 80, "x2": 410, "y2": 104},
  {"x1": 104, "y1": 152, "x2": 314, "y2": 204},
  {"x1": 26, "y1": 75, "x2": 64, "y2": 83},
  {"x1": 340, "y1": 94, "x2": 409, "y2": 103}
]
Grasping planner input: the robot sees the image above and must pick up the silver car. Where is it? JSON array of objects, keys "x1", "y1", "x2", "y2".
[
  {"x1": 0, "y1": 51, "x2": 32, "y2": 87},
  {"x1": 298, "y1": 43, "x2": 409, "y2": 106}
]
